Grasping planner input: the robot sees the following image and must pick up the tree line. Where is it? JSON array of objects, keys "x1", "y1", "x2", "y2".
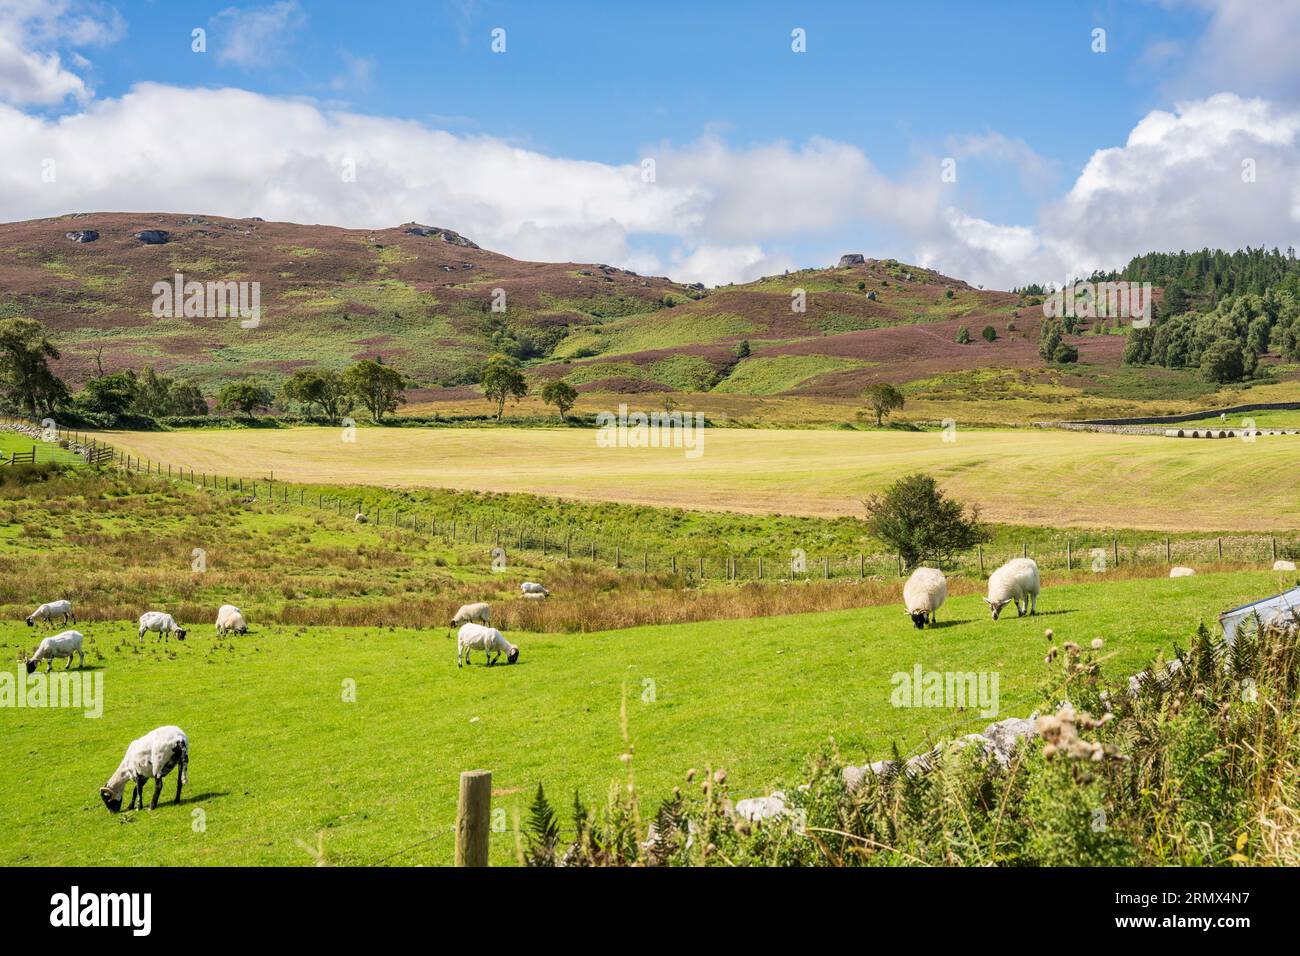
[{"x1": 0, "y1": 318, "x2": 582, "y2": 424}]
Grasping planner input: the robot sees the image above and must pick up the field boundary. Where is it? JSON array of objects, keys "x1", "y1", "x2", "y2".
[{"x1": 4, "y1": 414, "x2": 1298, "y2": 582}]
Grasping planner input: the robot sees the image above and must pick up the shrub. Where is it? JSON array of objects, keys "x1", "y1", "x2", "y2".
[
  {"x1": 981, "y1": 325, "x2": 997, "y2": 342},
  {"x1": 955, "y1": 326, "x2": 971, "y2": 344}
]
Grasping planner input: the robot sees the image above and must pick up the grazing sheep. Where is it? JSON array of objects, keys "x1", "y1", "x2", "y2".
[
  {"x1": 26, "y1": 599, "x2": 74, "y2": 628},
  {"x1": 215, "y1": 604, "x2": 248, "y2": 635},
  {"x1": 25, "y1": 629, "x2": 84, "y2": 673},
  {"x1": 99, "y1": 725, "x2": 189, "y2": 813},
  {"x1": 450, "y1": 602, "x2": 491, "y2": 629},
  {"x1": 138, "y1": 611, "x2": 187, "y2": 642},
  {"x1": 1274, "y1": 560, "x2": 1297, "y2": 572},
  {"x1": 902, "y1": 567, "x2": 947, "y2": 629},
  {"x1": 984, "y1": 558, "x2": 1040, "y2": 620},
  {"x1": 1169, "y1": 566, "x2": 1196, "y2": 578},
  {"x1": 457, "y1": 622, "x2": 519, "y2": 668},
  {"x1": 520, "y1": 582, "x2": 549, "y2": 597},
  {"x1": 354, "y1": 512, "x2": 368, "y2": 524}
]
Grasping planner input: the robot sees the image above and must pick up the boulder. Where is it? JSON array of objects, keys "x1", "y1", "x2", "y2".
[
  {"x1": 133, "y1": 230, "x2": 170, "y2": 244},
  {"x1": 402, "y1": 224, "x2": 480, "y2": 249},
  {"x1": 837, "y1": 253, "x2": 865, "y2": 267},
  {"x1": 64, "y1": 230, "x2": 99, "y2": 243}
]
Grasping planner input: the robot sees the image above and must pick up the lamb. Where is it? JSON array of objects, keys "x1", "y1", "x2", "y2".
[
  {"x1": 902, "y1": 567, "x2": 947, "y2": 629},
  {"x1": 1169, "y1": 566, "x2": 1196, "y2": 578},
  {"x1": 26, "y1": 599, "x2": 74, "y2": 628},
  {"x1": 138, "y1": 611, "x2": 187, "y2": 642},
  {"x1": 215, "y1": 604, "x2": 248, "y2": 635},
  {"x1": 520, "y1": 582, "x2": 549, "y2": 597},
  {"x1": 984, "y1": 557, "x2": 1040, "y2": 620},
  {"x1": 99, "y1": 725, "x2": 189, "y2": 813},
  {"x1": 25, "y1": 629, "x2": 84, "y2": 673},
  {"x1": 457, "y1": 622, "x2": 519, "y2": 668}
]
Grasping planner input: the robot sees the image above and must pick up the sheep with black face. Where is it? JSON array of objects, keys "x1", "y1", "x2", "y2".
[
  {"x1": 902, "y1": 567, "x2": 947, "y2": 629},
  {"x1": 456, "y1": 622, "x2": 519, "y2": 668},
  {"x1": 99, "y1": 725, "x2": 189, "y2": 813}
]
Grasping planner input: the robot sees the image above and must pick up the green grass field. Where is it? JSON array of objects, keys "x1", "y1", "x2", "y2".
[
  {"x1": 0, "y1": 432, "x2": 82, "y2": 467},
  {"x1": 0, "y1": 570, "x2": 1283, "y2": 866},
  {"x1": 90, "y1": 425, "x2": 1300, "y2": 531}
]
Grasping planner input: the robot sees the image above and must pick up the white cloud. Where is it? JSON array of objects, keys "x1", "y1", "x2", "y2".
[
  {"x1": 669, "y1": 244, "x2": 798, "y2": 287},
  {"x1": 211, "y1": 1, "x2": 306, "y2": 68},
  {"x1": 1167, "y1": 0, "x2": 1300, "y2": 100},
  {"x1": 0, "y1": 0, "x2": 122, "y2": 106}
]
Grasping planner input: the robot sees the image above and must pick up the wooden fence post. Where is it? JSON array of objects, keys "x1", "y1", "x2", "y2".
[
  {"x1": 1112, "y1": 538, "x2": 1118, "y2": 567},
  {"x1": 455, "y1": 769, "x2": 492, "y2": 867},
  {"x1": 1166, "y1": 537, "x2": 1171, "y2": 563},
  {"x1": 858, "y1": 553, "x2": 864, "y2": 579},
  {"x1": 1217, "y1": 537, "x2": 1223, "y2": 561},
  {"x1": 1272, "y1": 537, "x2": 1278, "y2": 561},
  {"x1": 1066, "y1": 539, "x2": 1072, "y2": 570},
  {"x1": 978, "y1": 546, "x2": 984, "y2": 575}
]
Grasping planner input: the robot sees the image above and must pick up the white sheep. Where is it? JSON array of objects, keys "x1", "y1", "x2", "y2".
[
  {"x1": 984, "y1": 557, "x2": 1040, "y2": 620},
  {"x1": 99, "y1": 725, "x2": 189, "y2": 813},
  {"x1": 1169, "y1": 566, "x2": 1196, "y2": 578},
  {"x1": 520, "y1": 582, "x2": 549, "y2": 597},
  {"x1": 215, "y1": 604, "x2": 248, "y2": 635},
  {"x1": 138, "y1": 611, "x2": 187, "y2": 642},
  {"x1": 902, "y1": 567, "x2": 947, "y2": 629},
  {"x1": 450, "y1": 602, "x2": 491, "y2": 628},
  {"x1": 25, "y1": 629, "x2": 84, "y2": 673},
  {"x1": 1273, "y1": 560, "x2": 1297, "y2": 572},
  {"x1": 457, "y1": 622, "x2": 519, "y2": 668},
  {"x1": 354, "y1": 512, "x2": 368, "y2": 524},
  {"x1": 26, "y1": 599, "x2": 74, "y2": 628}
]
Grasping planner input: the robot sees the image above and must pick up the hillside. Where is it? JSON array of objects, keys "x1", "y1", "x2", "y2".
[{"x1": 2, "y1": 212, "x2": 1290, "y2": 413}]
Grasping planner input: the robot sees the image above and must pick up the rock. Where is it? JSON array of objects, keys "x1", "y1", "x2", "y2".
[
  {"x1": 866, "y1": 290, "x2": 877, "y2": 301},
  {"x1": 838, "y1": 253, "x2": 865, "y2": 267},
  {"x1": 133, "y1": 230, "x2": 170, "y2": 245},
  {"x1": 688, "y1": 282, "x2": 705, "y2": 291},
  {"x1": 1273, "y1": 560, "x2": 1296, "y2": 571},
  {"x1": 65, "y1": 230, "x2": 99, "y2": 243},
  {"x1": 732, "y1": 791, "x2": 787, "y2": 822},
  {"x1": 980, "y1": 714, "x2": 1039, "y2": 767},
  {"x1": 402, "y1": 224, "x2": 480, "y2": 249}
]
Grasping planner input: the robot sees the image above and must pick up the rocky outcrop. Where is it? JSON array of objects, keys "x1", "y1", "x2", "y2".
[
  {"x1": 837, "y1": 253, "x2": 865, "y2": 267},
  {"x1": 65, "y1": 230, "x2": 99, "y2": 243},
  {"x1": 133, "y1": 230, "x2": 170, "y2": 244},
  {"x1": 402, "y1": 224, "x2": 480, "y2": 249}
]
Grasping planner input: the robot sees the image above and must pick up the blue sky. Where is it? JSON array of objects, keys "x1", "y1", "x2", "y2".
[{"x1": 3, "y1": 1, "x2": 1299, "y2": 287}]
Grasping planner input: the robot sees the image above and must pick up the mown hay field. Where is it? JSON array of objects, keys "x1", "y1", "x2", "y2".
[{"x1": 90, "y1": 426, "x2": 1300, "y2": 531}]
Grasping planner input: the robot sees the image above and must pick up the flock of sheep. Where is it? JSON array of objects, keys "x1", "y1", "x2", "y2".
[
  {"x1": 21, "y1": 599, "x2": 244, "y2": 813},
  {"x1": 902, "y1": 557, "x2": 1041, "y2": 627},
  {"x1": 18, "y1": 582, "x2": 550, "y2": 815}
]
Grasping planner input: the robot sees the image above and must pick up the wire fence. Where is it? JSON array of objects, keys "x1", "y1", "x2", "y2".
[{"x1": 4, "y1": 414, "x2": 1298, "y2": 582}]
